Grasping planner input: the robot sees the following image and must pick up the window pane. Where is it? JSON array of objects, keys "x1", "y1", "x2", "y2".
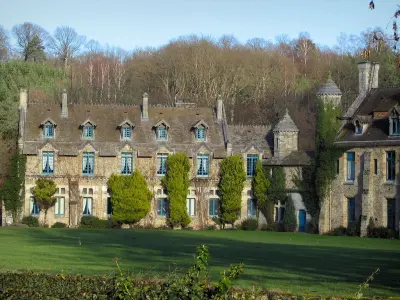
[
  {"x1": 246, "y1": 155, "x2": 258, "y2": 177},
  {"x1": 348, "y1": 198, "x2": 356, "y2": 224},
  {"x1": 157, "y1": 198, "x2": 168, "y2": 216},
  {"x1": 387, "y1": 199, "x2": 396, "y2": 230},
  {"x1": 187, "y1": 198, "x2": 196, "y2": 216},
  {"x1": 107, "y1": 197, "x2": 113, "y2": 215},
  {"x1": 386, "y1": 151, "x2": 396, "y2": 181},
  {"x1": 122, "y1": 127, "x2": 131, "y2": 139},
  {"x1": 394, "y1": 119, "x2": 399, "y2": 135},
  {"x1": 248, "y1": 199, "x2": 257, "y2": 217},
  {"x1": 209, "y1": 199, "x2": 219, "y2": 216},
  {"x1": 157, "y1": 127, "x2": 167, "y2": 140},
  {"x1": 121, "y1": 152, "x2": 133, "y2": 174},
  {"x1": 83, "y1": 125, "x2": 94, "y2": 138},
  {"x1": 197, "y1": 154, "x2": 209, "y2": 176},
  {"x1": 83, "y1": 152, "x2": 95, "y2": 175},
  {"x1": 157, "y1": 154, "x2": 168, "y2": 175},
  {"x1": 83, "y1": 197, "x2": 92, "y2": 215},
  {"x1": 42, "y1": 152, "x2": 54, "y2": 174},
  {"x1": 346, "y1": 152, "x2": 355, "y2": 181},
  {"x1": 196, "y1": 128, "x2": 205, "y2": 140}
]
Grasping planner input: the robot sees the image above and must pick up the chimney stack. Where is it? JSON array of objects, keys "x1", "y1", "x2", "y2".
[
  {"x1": 358, "y1": 61, "x2": 379, "y2": 94},
  {"x1": 142, "y1": 92, "x2": 148, "y2": 120},
  {"x1": 216, "y1": 95, "x2": 224, "y2": 121},
  {"x1": 226, "y1": 141, "x2": 232, "y2": 156},
  {"x1": 61, "y1": 89, "x2": 68, "y2": 118},
  {"x1": 19, "y1": 88, "x2": 28, "y2": 109}
]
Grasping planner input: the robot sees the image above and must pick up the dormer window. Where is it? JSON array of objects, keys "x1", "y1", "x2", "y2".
[
  {"x1": 122, "y1": 127, "x2": 132, "y2": 140},
  {"x1": 196, "y1": 128, "x2": 205, "y2": 141},
  {"x1": 157, "y1": 127, "x2": 167, "y2": 140},
  {"x1": 81, "y1": 119, "x2": 96, "y2": 140},
  {"x1": 118, "y1": 120, "x2": 134, "y2": 141},
  {"x1": 40, "y1": 118, "x2": 56, "y2": 139},
  {"x1": 44, "y1": 125, "x2": 54, "y2": 138},
  {"x1": 393, "y1": 118, "x2": 399, "y2": 135},
  {"x1": 153, "y1": 119, "x2": 170, "y2": 142},
  {"x1": 355, "y1": 120, "x2": 362, "y2": 135},
  {"x1": 193, "y1": 120, "x2": 209, "y2": 142}
]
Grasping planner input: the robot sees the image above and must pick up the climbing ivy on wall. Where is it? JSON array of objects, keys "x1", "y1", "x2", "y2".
[
  {"x1": 162, "y1": 153, "x2": 191, "y2": 228},
  {"x1": 252, "y1": 161, "x2": 270, "y2": 222},
  {"x1": 0, "y1": 152, "x2": 26, "y2": 222}
]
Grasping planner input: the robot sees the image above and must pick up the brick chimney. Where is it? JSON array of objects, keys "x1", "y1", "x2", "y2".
[
  {"x1": 61, "y1": 89, "x2": 68, "y2": 118},
  {"x1": 358, "y1": 61, "x2": 379, "y2": 94},
  {"x1": 142, "y1": 92, "x2": 148, "y2": 120}
]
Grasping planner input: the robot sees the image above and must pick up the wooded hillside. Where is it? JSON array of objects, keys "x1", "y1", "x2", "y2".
[{"x1": 1, "y1": 21, "x2": 400, "y2": 183}]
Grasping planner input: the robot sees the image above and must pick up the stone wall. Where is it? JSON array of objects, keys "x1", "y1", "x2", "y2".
[
  {"x1": 320, "y1": 146, "x2": 400, "y2": 235},
  {"x1": 274, "y1": 131, "x2": 298, "y2": 158}
]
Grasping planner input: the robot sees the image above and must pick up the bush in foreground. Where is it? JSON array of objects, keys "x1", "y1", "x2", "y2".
[
  {"x1": 240, "y1": 218, "x2": 258, "y2": 231},
  {"x1": 51, "y1": 222, "x2": 67, "y2": 228},
  {"x1": 21, "y1": 216, "x2": 39, "y2": 227}
]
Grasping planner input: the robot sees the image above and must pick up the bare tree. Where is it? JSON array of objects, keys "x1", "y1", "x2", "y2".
[
  {"x1": 12, "y1": 22, "x2": 49, "y2": 61},
  {"x1": 0, "y1": 25, "x2": 9, "y2": 61},
  {"x1": 48, "y1": 26, "x2": 86, "y2": 69}
]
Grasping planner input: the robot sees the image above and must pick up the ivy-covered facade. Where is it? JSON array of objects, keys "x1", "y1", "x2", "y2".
[
  {"x1": 319, "y1": 61, "x2": 400, "y2": 236},
  {"x1": 3, "y1": 89, "x2": 311, "y2": 229}
]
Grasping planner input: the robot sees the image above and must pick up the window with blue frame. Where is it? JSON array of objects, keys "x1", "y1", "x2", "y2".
[
  {"x1": 386, "y1": 151, "x2": 396, "y2": 181},
  {"x1": 157, "y1": 127, "x2": 168, "y2": 141},
  {"x1": 83, "y1": 125, "x2": 94, "y2": 139},
  {"x1": 197, "y1": 154, "x2": 209, "y2": 177},
  {"x1": 187, "y1": 198, "x2": 196, "y2": 216},
  {"x1": 106, "y1": 197, "x2": 113, "y2": 216},
  {"x1": 30, "y1": 197, "x2": 40, "y2": 216},
  {"x1": 246, "y1": 154, "x2": 258, "y2": 177},
  {"x1": 42, "y1": 151, "x2": 54, "y2": 175},
  {"x1": 54, "y1": 197, "x2": 65, "y2": 216},
  {"x1": 82, "y1": 197, "x2": 92, "y2": 216},
  {"x1": 248, "y1": 199, "x2": 257, "y2": 217},
  {"x1": 196, "y1": 127, "x2": 206, "y2": 141},
  {"x1": 209, "y1": 198, "x2": 219, "y2": 217},
  {"x1": 355, "y1": 121, "x2": 362, "y2": 135},
  {"x1": 121, "y1": 127, "x2": 132, "y2": 140},
  {"x1": 82, "y1": 152, "x2": 95, "y2": 176},
  {"x1": 393, "y1": 118, "x2": 399, "y2": 135},
  {"x1": 346, "y1": 152, "x2": 355, "y2": 181},
  {"x1": 348, "y1": 198, "x2": 356, "y2": 225},
  {"x1": 156, "y1": 153, "x2": 168, "y2": 176},
  {"x1": 157, "y1": 198, "x2": 169, "y2": 216},
  {"x1": 43, "y1": 125, "x2": 54, "y2": 138},
  {"x1": 120, "y1": 152, "x2": 133, "y2": 175}
]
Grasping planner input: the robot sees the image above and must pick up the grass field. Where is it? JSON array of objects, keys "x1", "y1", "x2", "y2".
[{"x1": 0, "y1": 228, "x2": 399, "y2": 297}]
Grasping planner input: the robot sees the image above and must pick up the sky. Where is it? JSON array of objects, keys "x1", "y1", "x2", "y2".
[{"x1": 0, "y1": 0, "x2": 398, "y2": 50}]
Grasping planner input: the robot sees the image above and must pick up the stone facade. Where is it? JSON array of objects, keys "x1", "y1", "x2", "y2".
[
  {"x1": 13, "y1": 89, "x2": 311, "y2": 229},
  {"x1": 319, "y1": 61, "x2": 400, "y2": 235}
]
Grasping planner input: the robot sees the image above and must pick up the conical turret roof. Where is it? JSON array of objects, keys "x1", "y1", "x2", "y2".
[
  {"x1": 273, "y1": 109, "x2": 299, "y2": 132},
  {"x1": 317, "y1": 73, "x2": 342, "y2": 96}
]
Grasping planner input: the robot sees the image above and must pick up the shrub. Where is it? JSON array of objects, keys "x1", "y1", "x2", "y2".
[
  {"x1": 282, "y1": 196, "x2": 297, "y2": 232},
  {"x1": 108, "y1": 170, "x2": 152, "y2": 226},
  {"x1": 51, "y1": 222, "x2": 67, "y2": 228},
  {"x1": 218, "y1": 155, "x2": 246, "y2": 227},
  {"x1": 252, "y1": 160, "x2": 271, "y2": 221},
  {"x1": 161, "y1": 153, "x2": 191, "y2": 228},
  {"x1": 261, "y1": 223, "x2": 276, "y2": 231},
  {"x1": 207, "y1": 224, "x2": 217, "y2": 230},
  {"x1": 33, "y1": 178, "x2": 57, "y2": 226},
  {"x1": 21, "y1": 216, "x2": 39, "y2": 227},
  {"x1": 240, "y1": 218, "x2": 258, "y2": 231},
  {"x1": 80, "y1": 216, "x2": 111, "y2": 229}
]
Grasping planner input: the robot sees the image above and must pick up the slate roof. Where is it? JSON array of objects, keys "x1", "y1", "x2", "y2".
[
  {"x1": 23, "y1": 103, "x2": 226, "y2": 157},
  {"x1": 316, "y1": 77, "x2": 342, "y2": 96},
  {"x1": 227, "y1": 125, "x2": 273, "y2": 157},
  {"x1": 264, "y1": 151, "x2": 312, "y2": 166},
  {"x1": 336, "y1": 87, "x2": 400, "y2": 147},
  {"x1": 273, "y1": 109, "x2": 299, "y2": 132}
]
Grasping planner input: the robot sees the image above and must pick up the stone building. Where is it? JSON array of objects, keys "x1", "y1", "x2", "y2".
[
  {"x1": 3, "y1": 88, "x2": 311, "y2": 228},
  {"x1": 319, "y1": 61, "x2": 400, "y2": 236}
]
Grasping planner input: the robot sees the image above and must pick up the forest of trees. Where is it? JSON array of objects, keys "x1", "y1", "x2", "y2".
[{"x1": 0, "y1": 20, "x2": 400, "y2": 182}]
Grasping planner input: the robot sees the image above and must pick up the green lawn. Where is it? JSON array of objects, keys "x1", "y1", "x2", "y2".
[{"x1": 0, "y1": 228, "x2": 399, "y2": 297}]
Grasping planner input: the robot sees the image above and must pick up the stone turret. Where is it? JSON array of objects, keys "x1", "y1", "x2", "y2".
[
  {"x1": 316, "y1": 73, "x2": 342, "y2": 107},
  {"x1": 273, "y1": 109, "x2": 299, "y2": 158}
]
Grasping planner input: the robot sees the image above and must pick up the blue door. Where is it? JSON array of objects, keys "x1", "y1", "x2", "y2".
[{"x1": 299, "y1": 209, "x2": 306, "y2": 232}]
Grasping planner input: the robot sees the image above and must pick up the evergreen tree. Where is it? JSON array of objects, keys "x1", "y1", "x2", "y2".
[
  {"x1": 33, "y1": 178, "x2": 57, "y2": 225},
  {"x1": 252, "y1": 160, "x2": 270, "y2": 222},
  {"x1": 108, "y1": 170, "x2": 152, "y2": 226},
  {"x1": 0, "y1": 152, "x2": 26, "y2": 222},
  {"x1": 218, "y1": 155, "x2": 246, "y2": 227},
  {"x1": 24, "y1": 35, "x2": 46, "y2": 62},
  {"x1": 266, "y1": 166, "x2": 286, "y2": 204},
  {"x1": 282, "y1": 195, "x2": 297, "y2": 232},
  {"x1": 161, "y1": 153, "x2": 191, "y2": 228}
]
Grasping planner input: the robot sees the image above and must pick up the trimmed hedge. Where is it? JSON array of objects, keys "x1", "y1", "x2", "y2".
[
  {"x1": 79, "y1": 216, "x2": 113, "y2": 229},
  {"x1": 21, "y1": 216, "x2": 39, "y2": 227},
  {"x1": 51, "y1": 222, "x2": 67, "y2": 228},
  {"x1": 240, "y1": 218, "x2": 258, "y2": 231}
]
